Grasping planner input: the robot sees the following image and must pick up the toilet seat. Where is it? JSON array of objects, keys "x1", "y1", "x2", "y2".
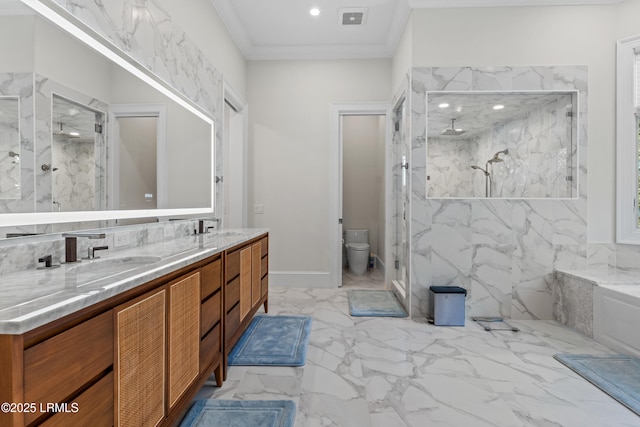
[{"x1": 346, "y1": 243, "x2": 369, "y2": 251}]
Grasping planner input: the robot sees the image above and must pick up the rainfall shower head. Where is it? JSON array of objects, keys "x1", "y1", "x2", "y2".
[
  {"x1": 489, "y1": 149, "x2": 509, "y2": 162},
  {"x1": 54, "y1": 122, "x2": 79, "y2": 138},
  {"x1": 441, "y1": 118, "x2": 466, "y2": 136},
  {"x1": 471, "y1": 165, "x2": 489, "y2": 176}
]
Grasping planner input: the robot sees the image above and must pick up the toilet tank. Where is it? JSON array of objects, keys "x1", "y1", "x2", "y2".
[{"x1": 345, "y1": 229, "x2": 368, "y2": 244}]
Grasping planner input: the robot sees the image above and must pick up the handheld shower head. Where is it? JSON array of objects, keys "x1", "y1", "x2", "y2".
[{"x1": 471, "y1": 165, "x2": 490, "y2": 176}]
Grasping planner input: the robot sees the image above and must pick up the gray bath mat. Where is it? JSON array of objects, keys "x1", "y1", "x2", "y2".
[
  {"x1": 554, "y1": 353, "x2": 640, "y2": 415},
  {"x1": 348, "y1": 290, "x2": 407, "y2": 317}
]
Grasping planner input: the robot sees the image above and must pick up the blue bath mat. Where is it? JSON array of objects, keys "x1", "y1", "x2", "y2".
[
  {"x1": 180, "y1": 399, "x2": 296, "y2": 427},
  {"x1": 554, "y1": 353, "x2": 640, "y2": 415},
  {"x1": 348, "y1": 290, "x2": 408, "y2": 317},
  {"x1": 228, "y1": 315, "x2": 312, "y2": 366}
]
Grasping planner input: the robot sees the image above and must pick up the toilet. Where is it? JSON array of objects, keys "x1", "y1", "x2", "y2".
[{"x1": 345, "y1": 229, "x2": 370, "y2": 275}]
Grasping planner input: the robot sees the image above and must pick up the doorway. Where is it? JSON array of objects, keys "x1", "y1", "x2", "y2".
[
  {"x1": 107, "y1": 104, "x2": 167, "y2": 213},
  {"x1": 329, "y1": 103, "x2": 389, "y2": 288},
  {"x1": 222, "y1": 83, "x2": 248, "y2": 228},
  {"x1": 341, "y1": 115, "x2": 386, "y2": 289}
]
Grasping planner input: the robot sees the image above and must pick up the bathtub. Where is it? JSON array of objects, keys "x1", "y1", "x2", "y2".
[
  {"x1": 594, "y1": 284, "x2": 640, "y2": 358},
  {"x1": 555, "y1": 269, "x2": 640, "y2": 358}
]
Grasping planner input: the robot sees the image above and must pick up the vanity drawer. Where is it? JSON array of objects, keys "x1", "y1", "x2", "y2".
[
  {"x1": 226, "y1": 249, "x2": 240, "y2": 281},
  {"x1": 39, "y1": 372, "x2": 113, "y2": 427},
  {"x1": 261, "y1": 275, "x2": 269, "y2": 298},
  {"x1": 225, "y1": 303, "x2": 240, "y2": 340},
  {"x1": 200, "y1": 323, "x2": 221, "y2": 373},
  {"x1": 261, "y1": 255, "x2": 268, "y2": 279},
  {"x1": 260, "y1": 237, "x2": 268, "y2": 258},
  {"x1": 23, "y1": 310, "x2": 113, "y2": 425},
  {"x1": 225, "y1": 276, "x2": 240, "y2": 310},
  {"x1": 201, "y1": 291, "x2": 221, "y2": 338},
  {"x1": 201, "y1": 259, "x2": 222, "y2": 300}
]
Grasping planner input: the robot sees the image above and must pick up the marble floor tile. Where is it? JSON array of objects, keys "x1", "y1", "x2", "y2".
[
  {"x1": 194, "y1": 287, "x2": 640, "y2": 427},
  {"x1": 342, "y1": 267, "x2": 386, "y2": 289}
]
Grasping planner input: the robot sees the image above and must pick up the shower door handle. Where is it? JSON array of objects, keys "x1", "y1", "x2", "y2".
[{"x1": 401, "y1": 162, "x2": 409, "y2": 169}]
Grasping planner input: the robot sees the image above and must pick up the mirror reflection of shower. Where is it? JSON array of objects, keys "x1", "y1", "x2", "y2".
[{"x1": 471, "y1": 149, "x2": 509, "y2": 197}]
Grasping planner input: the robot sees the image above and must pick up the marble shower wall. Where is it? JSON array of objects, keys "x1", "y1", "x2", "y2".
[
  {"x1": 410, "y1": 66, "x2": 588, "y2": 320},
  {"x1": 0, "y1": 73, "x2": 34, "y2": 216},
  {"x1": 52, "y1": 136, "x2": 96, "y2": 212},
  {"x1": 428, "y1": 95, "x2": 575, "y2": 198}
]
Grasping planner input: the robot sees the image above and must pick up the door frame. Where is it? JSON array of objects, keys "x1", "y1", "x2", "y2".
[
  {"x1": 107, "y1": 104, "x2": 167, "y2": 209},
  {"x1": 329, "y1": 102, "x2": 390, "y2": 287},
  {"x1": 222, "y1": 81, "x2": 248, "y2": 228}
]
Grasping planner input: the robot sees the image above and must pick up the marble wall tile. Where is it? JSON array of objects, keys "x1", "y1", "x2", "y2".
[
  {"x1": 411, "y1": 66, "x2": 588, "y2": 320},
  {"x1": 553, "y1": 272, "x2": 594, "y2": 337},
  {"x1": 0, "y1": 73, "x2": 35, "y2": 215},
  {"x1": 586, "y1": 243, "x2": 615, "y2": 271}
]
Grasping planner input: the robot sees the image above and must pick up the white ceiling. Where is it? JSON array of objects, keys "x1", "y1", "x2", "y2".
[{"x1": 211, "y1": 0, "x2": 624, "y2": 60}]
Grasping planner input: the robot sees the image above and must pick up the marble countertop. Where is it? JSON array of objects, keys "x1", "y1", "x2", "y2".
[
  {"x1": 556, "y1": 268, "x2": 640, "y2": 285},
  {"x1": 0, "y1": 228, "x2": 268, "y2": 335}
]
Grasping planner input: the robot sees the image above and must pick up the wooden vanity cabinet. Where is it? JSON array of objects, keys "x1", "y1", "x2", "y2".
[
  {"x1": 199, "y1": 258, "x2": 223, "y2": 385},
  {"x1": 223, "y1": 234, "x2": 269, "y2": 376},
  {"x1": 0, "y1": 233, "x2": 268, "y2": 427}
]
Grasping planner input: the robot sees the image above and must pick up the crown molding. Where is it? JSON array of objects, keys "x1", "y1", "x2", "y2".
[
  {"x1": 408, "y1": 0, "x2": 623, "y2": 7},
  {"x1": 212, "y1": 0, "x2": 623, "y2": 60},
  {"x1": 210, "y1": 0, "x2": 253, "y2": 58}
]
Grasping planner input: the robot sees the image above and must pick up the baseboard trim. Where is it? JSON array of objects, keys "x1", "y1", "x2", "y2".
[{"x1": 269, "y1": 271, "x2": 335, "y2": 288}]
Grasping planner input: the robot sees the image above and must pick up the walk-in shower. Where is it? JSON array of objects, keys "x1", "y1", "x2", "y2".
[{"x1": 470, "y1": 149, "x2": 509, "y2": 198}]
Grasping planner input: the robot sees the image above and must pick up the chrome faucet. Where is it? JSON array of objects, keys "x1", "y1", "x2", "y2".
[
  {"x1": 62, "y1": 232, "x2": 106, "y2": 263},
  {"x1": 84, "y1": 245, "x2": 109, "y2": 260}
]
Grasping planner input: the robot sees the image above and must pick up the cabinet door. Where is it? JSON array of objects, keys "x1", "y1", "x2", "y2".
[
  {"x1": 239, "y1": 247, "x2": 252, "y2": 320},
  {"x1": 168, "y1": 271, "x2": 201, "y2": 408},
  {"x1": 115, "y1": 289, "x2": 166, "y2": 427},
  {"x1": 251, "y1": 242, "x2": 262, "y2": 306}
]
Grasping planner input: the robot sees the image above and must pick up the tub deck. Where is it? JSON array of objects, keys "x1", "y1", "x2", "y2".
[{"x1": 555, "y1": 269, "x2": 640, "y2": 357}]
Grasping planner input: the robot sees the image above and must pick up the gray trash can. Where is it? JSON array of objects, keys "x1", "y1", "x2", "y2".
[{"x1": 429, "y1": 286, "x2": 467, "y2": 326}]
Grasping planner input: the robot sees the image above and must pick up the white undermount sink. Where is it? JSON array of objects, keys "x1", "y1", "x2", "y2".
[
  {"x1": 67, "y1": 256, "x2": 162, "y2": 285},
  {"x1": 212, "y1": 231, "x2": 243, "y2": 237}
]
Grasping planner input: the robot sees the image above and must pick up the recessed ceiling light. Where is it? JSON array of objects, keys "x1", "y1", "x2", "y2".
[
  {"x1": 69, "y1": 132, "x2": 80, "y2": 137},
  {"x1": 493, "y1": 104, "x2": 505, "y2": 110},
  {"x1": 438, "y1": 103, "x2": 449, "y2": 108},
  {"x1": 309, "y1": 7, "x2": 320, "y2": 16}
]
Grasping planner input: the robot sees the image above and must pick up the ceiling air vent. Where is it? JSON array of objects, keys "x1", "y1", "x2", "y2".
[{"x1": 339, "y1": 8, "x2": 367, "y2": 26}]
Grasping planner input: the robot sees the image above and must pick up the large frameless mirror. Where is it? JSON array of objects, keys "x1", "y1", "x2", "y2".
[
  {"x1": 426, "y1": 91, "x2": 578, "y2": 199},
  {"x1": 0, "y1": 3, "x2": 215, "y2": 238}
]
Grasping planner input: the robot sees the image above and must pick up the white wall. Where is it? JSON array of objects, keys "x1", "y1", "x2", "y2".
[
  {"x1": 342, "y1": 115, "x2": 385, "y2": 260},
  {"x1": 410, "y1": 5, "x2": 618, "y2": 242},
  {"x1": 247, "y1": 59, "x2": 391, "y2": 280},
  {"x1": 392, "y1": 13, "x2": 412, "y2": 95}
]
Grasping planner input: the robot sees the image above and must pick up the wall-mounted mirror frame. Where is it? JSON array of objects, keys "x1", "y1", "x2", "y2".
[{"x1": 1, "y1": 0, "x2": 215, "y2": 228}]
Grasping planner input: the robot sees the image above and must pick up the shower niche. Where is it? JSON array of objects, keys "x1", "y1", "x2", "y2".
[{"x1": 426, "y1": 91, "x2": 578, "y2": 198}]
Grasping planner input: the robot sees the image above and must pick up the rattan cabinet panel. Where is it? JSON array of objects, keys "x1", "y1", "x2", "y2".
[
  {"x1": 115, "y1": 289, "x2": 166, "y2": 427},
  {"x1": 168, "y1": 271, "x2": 200, "y2": 408}
]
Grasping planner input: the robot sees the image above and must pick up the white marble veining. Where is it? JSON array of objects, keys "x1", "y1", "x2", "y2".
[
  {"x1": 194, "y1": 286, "x2": 640, "y2": 427},
  {"x1": 409, "y1": 66, "x2": 589, "y2": 321},
  {"x1": 427, "y1": 93, "x2": 575, "y2": 198},
  {"x1": 0, "y1": 227, "x2": 267, "y2": 334}
]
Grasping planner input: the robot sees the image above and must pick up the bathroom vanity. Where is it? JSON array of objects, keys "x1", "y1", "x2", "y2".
[{"x1": 0, "y1": 229, "x2": 268, "y2": 427}]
